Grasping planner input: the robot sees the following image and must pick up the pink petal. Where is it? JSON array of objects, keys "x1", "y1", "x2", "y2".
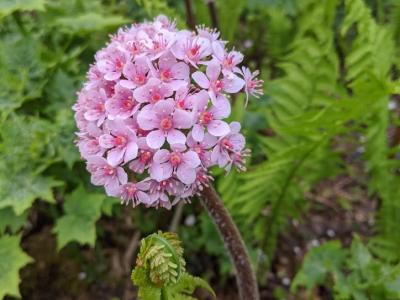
[
  {"x1": 122, "y1": 61, "x2": 135, "y2": 78},
  {"x1": 117, "y1": 167, "x2": 128, "y2": 184},
  {"x1": 187, "y1": 90, "x2": 209, "y2": 110},
  {"x1": 153, "y1": 149, "x2": 170, "y2": 163},
  {"x1": 133, "y1": 85, "x2": 149, "y2": 103},
  {"x1": 137, "y1": 191, "x2": 151, "y2": 204},
  {"x1": 206, "y1": 63, "x2": 221, "y2": 81},
  {"x1": 150, "y1": 163, "x2": 173, "y2": 182},
  {"x1": 99, "y1": 134, "x2": 115, "y2": 148},
  {"x1": 84, "y1": 110, "x2": 102, "y2": 121},
  {"x1": 230, "y1": 121, "x2": 241, "y2": 133},
  {"x1": 203, "y1": 133, "x2": 218, "y2": 148},
  {"x1": 105, "y1": 181, "x2": 120, "y2": 197},
  {"x1": 192, "y1": 124, "x2": 205, "y2": 142},
  {"x1": 182, "y1": 151, "x2": 201, "y2": 168},
  {"x1": 210, "y1": 93, "x2": 228, "y2": 107},
  {"x1": 137, "y1": 108, "x2": 159, "y2": 130},
  {"x1": 176, "y1": 164, "x2": 196, "y2": 184},
  {"x1": 107, "y1": 147, "x2": 125, "y2": 166},
  {"x1": 146, "y1": 129, "x2": 166, "y2": 149},
  {"x1": 173, "y1": 109, "x2": 193, "y2": 129},
  {"x1": 209, "y1": 100, "x2": 231, "y2": 119},
  {"x1": 207, "y1": 120, "x2": 230, "y2": 137},
  {"x1": 154, "y1": 98, "x2": 175, "y2": 116},
  {"x1": 167, "y1": 129, "x2": 186, "y2": 145},
  {"x1": 171, "y1": 62, "x2": 189, "y2": 80},
  {"x1": 105, "y1": 71, "x2": 121, "y2": 81},
  {"x1": 223, "y1": 73, "x2": 245, "y2": 93},
  {"x1": 120, "y1": 80, "x2": 137, "y2": 89},
  {"x1": 192, "y1": 71, "x2": 210, "y2": 89},
  {"x1": 230, "y1": 133, "x2": 246, "y2": 151},
  {"x1": 212, "y1": 42, "x2": 225, "y2": 61},
  {"x1": 124, "y1": 142, "x2": 138, "y2": 163}
]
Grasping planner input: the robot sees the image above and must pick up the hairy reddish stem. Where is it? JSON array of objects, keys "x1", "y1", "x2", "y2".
[{"x1": 200, "y1": 185, "x2": 259, "y2": 300}]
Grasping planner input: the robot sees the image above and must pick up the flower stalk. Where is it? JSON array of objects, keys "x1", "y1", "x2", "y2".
[{"x1": 200, "y1": 185, "x2": 259, "y2": 300}]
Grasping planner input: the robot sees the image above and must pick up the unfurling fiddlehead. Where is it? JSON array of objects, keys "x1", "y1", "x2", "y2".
[{"x1": 131, "y1": 231, "x2": 215, "y2": 300}]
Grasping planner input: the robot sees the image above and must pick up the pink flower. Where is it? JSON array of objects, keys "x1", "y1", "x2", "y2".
[
  {"x1": 187, "y1": 133, "x2": 217, "y2": 167},
  {"x1": 150, "y1": 145, "x2": 201, "y2": 184},
  {"x1": 149, "y1": 51, "x2": 189, "y2": 90},
  {"x1": 137, "y1": 99, "x2": 192, "y2": 148},
  {"x1": 99, "y1": 120, "x2": 138, "y2": 166},
  {"x1": 196, "y1": 25, "x2": 226, "y2": 60},
  {"x1": 240, "y1": 67, "x2": 264, "y2": 105},
  {"x1": 147, "y1": 177, "x2": 182, "y2": 209},
  {"x1": 77, "y1": 123, "x2": 104, "y2": 159},
  {"x1": 86, "y1": 156, "x2": 127, "y2": 196},
  {"x1": 133, "y1": 78, "x2": 173, "y2": 104},
  {"x1": 74, "y1": 15, "x2": 262, "y2": 208},
  {"x1": 96, "y1": 48, "x2": 130, "y2": 81},
  {"x1": 171, "y1": 31, "x2": 212, "y2": 67},
  {"x1": 120, "y1": 181, "x2": 151, "y2": 206},
  {"x1": 191, "y1": 90, "x2": 230, "y2": 141},
  {"x1": 120, "y1": 57, "x2": 149, "y2": 89},
  {"x1": 211, "y1": 122, "x2": 246, "y2": 169},
  {"x1": 128, "y1": 137, "x2": 155, "y2": 173},
  {"x1": 105, "y1": 85, "x2": 139, "y2": 120},
  {"x1": 82, "y1": 89, "x2": 108, "y2": 126},
  {"x1": 214, "y1": 50, "x2": 244, "y2": 73},
  {"x1": 192, "y1": 62, "x2": 244, "y2": 105}
]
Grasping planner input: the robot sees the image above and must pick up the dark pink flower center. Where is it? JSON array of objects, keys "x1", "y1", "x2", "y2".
[
  {"x1": 176, "y1": 99, "x2": 185, "y2": 109},
  {"x1": 114, "y1": 136, "x2": 127, "y2": 146},
  {"x1": 221, "y1": 138, "x2": 233, "y2": 149},
  {"x1": 160, "y1": 117, "x2": 173, "y2": 130},
  {"x1": 199, "y1": 111, "x2": 213, "y2": 124},
  {"x1": 115, "y1": 58, "x2": 123, "y2": 70},
  {"x1": 194, "y1": 146, "x2": 203, "y2": 155},
  {"x1": 150, "y1": 90, "x2": 162, "y2": 103},
  {"x1": 212, "y1": 80, "x2": 224, "y2": 92},
  {"x1": 170, "y1": 153, "x2": 182, "y2": 166},
  {"x1": 188, "y1": 45, "x2": 200, "y2": 58},
  {"x1": 160, "y1": 69, "x2": 172, "y2": 81},
  {"x1": 125, "y1": 184, "x2": 138, "y2": 195},
  {"x1": 96, "y1": 102, "x2": 105, "y2": 112},
  {"x1": 160, "y1": 180, "x2": 168, "y2": 188},
  {"x1": 135, "y1": 74, "x2": 146, "y2": 85},
  {"x1": 139, "y1": 150, "x2": 152, "y2": 163},
  {"x1": 104, "y1": 165, "x2": 115, "y2": 176},
  {"x1": 223, "y1": 56, "x2": 233, "y2": 68},
  {"x1": 123, "y1": 99, "x2": 133, "y2": 109}
]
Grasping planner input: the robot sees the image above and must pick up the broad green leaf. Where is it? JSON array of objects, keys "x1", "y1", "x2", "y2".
[
  {"x1": 0, "y1": 173, "x2": 61, "y2": 215},
  {"x1": 0, "y1": 235, "x2": 33, "y2": 299},
  {"x1": 0, "y1": 208, "x2": 28, "y2": 234},
  {"x1": 0, "y1": 37, "x2": 45, "y2": 118},
  {"x1": 291, "y1": 241, "x2": 347, "y2": 291},
  {"x1": 349, "y1": 235, "x2": 372, "y2": 270},
  {"x1": 101, "y1": 197, "x2": 119, "y2": 217},
  {"x1": 54, "y1": 13, "x2": 129, "y2": 32},
  {"x1": 53, "y1": 185, "x2": 106, "y2": 249},
  {"x1": 0, "y1": 0, "x2": 46, "y2": 18}
]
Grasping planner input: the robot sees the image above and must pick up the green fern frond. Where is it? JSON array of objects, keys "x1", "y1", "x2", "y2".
[{"x1": 132, "y1": 231, "x2": 215, "y2": 300}]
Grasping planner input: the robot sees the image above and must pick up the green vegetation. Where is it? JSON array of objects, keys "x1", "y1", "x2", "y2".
[{"x1": 1, "y1": 0, "x2": 400, "y2": 298}]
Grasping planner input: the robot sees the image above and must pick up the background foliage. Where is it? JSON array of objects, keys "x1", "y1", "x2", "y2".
[{"x1": 1, "y1": 0, "x2": 400, "y2": 299}]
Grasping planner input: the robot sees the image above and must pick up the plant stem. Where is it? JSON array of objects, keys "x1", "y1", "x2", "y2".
[
  {"x1": 200, "y1": 185, "x2": 259, "y2": 300},
  {"x1": 206, "y1": 0, "x2": 219, "y2": 30},
  {"x1": 184, "y1": 0, "x2": 196, "y2": 30}
]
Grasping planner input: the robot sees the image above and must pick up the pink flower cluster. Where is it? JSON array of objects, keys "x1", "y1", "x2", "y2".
[{"x1": 73, "y1": 15, "x2": 263, "y2": 209}]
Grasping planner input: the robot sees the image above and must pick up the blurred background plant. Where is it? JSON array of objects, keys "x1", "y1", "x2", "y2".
[{"x1": 1, "y1": 0, "x2": 400, "y2": 299}]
